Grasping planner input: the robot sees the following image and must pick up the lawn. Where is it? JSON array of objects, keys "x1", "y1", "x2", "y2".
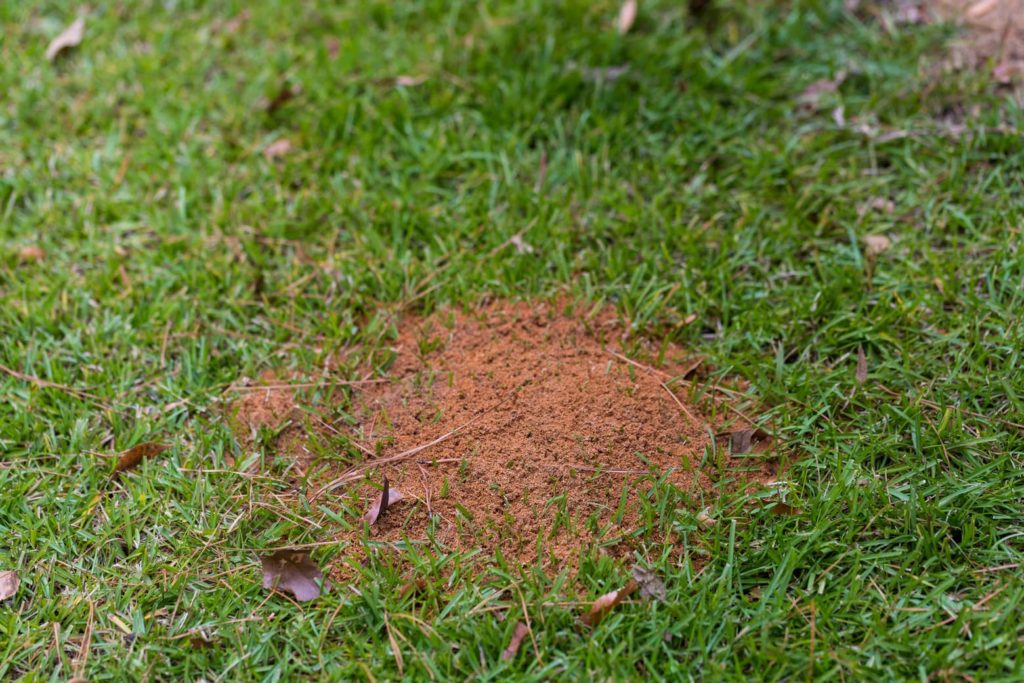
[{"x1": 2, "y1": 0, "x2": 1023, "y2": 680}]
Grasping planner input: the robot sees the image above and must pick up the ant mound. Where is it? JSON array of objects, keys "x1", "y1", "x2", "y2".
[{"x1": 244, "y1": 300, "x2": 774, "y2": 571}]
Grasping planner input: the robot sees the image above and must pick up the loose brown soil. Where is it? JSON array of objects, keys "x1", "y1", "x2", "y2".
[
  {"x1": 938, "y1": 1, "x2": 1024, "y2": 84},
  {"x1": 235, "y1": 300, "x2": 775, "y2": 572}
]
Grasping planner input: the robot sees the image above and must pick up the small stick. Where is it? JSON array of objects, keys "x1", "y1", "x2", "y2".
[
  {"x1": 310, "y1": 384, "x2": 524, "y2": 500},
  {"x1": 606, "y1": 349, "x2": 699, "y2": 423},
  {"x1": 232, "y1": 379, "x2": 385, "y2": 392},
  {"x1": 0, "y1": 362, "x2": 101, "y2": 403}
]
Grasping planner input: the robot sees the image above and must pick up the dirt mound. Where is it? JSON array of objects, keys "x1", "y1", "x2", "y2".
[
  {"x1": 938, "y1": 0, "x2": 1024, "y2": 83},
  {"x1": 238, "y1": 300, "x2": 775, "y2": 571}
]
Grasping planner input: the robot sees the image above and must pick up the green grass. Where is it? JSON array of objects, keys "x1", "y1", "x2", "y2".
[{"x1": 2, "y1": 0, "x2": 1023, "y2": 679}]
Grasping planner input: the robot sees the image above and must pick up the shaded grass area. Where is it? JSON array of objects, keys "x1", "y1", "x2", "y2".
[{"x1": 1, "y1": 0, "x2": 1023, "y2": 679}]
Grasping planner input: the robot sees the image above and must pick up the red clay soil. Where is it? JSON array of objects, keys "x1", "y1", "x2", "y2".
[{"x1": 235, "y1": 300, "x2": 775, "y2": 571}]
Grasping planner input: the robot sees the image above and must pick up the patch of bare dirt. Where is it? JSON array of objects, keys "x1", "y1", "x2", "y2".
[
  {"x1": 937, "y1": 0, "x2": 1024, "y2": 83},
  {"x1": 236, "y1": 300, "x2": 775, "y2": 572}
]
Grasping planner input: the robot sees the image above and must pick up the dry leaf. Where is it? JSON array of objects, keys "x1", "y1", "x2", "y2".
[
  {"x1": 797, "y1": 72, "x2": 845, "y2": 109},
  {"x1": 832, "y1": 105, "x2": 846, "y2": 127},
  {"x1": 190, "y1": 633, "x2": 215, "y2": 649},
  {"x1": 993, "y1": 60, "x2": 1017, "y2": 84},
  {"x1": 364, "y1": 476, "x2": 406, "y2": 525},
  {"x1": 262, "y1": 83, "x2": 302, "y2": 113},
  {"x1": 510, "y1": 234, "x2": 534, "y2": 255},
  {"x1": 617, "y1": 0, "x2": 638, "y2": 34},
  {"x1": 863, "y1": 234, "x2": 892, "y2": 258},
  {"x1": 964, "y1": 0, "x2": 999, "y2": 20},
  {"x1": 261, "y1": 550, "x2": 324, "y2": 602},
  {"x1": 729, "y1": 428, "x2": 769, "y2": 454},
  {"x1": 46, "y1": 17, "x2": 85, "y2": 61},
  {"x1": 326, "y1": 37, "x2": 340, "y2": 60},
  {"x1": 770, "y1": 501, "x2": 801, "y2": 516},
  {"x1": 395, "y1": 75, "x2": 427, "y2": 87},
  {"x1": 212, "y1": 10, "x2": 250, "y2": 35},
  {"x1": 630, "y1": 565, "x2": 666, "y2": 602},
  {"x1": 113, "y1": 442, "x2": 169, "y2": 476},
  {"x1": 856, "y1": 345, "x2": 868, "y2": 385},
  {"x1": 501, "y1": 621, "x2": 529, "y2": 661},
  {"x1": 580, "y1": 579, "x2": 638, "y2": 627},
  {"x1": 696, "y1": 508, "x2": 717, "y2": 528},
  {"x1": 0, "y1": 571, "x2": 19, "y2": 601},
  {"x1": 857, "y1": 197, "x2": 896, "y2": 217},
  {"x1": 572, "y1": 63, "x2": 630, "y2": 83},
  {"x1": 263, "y1": 139, "x2": 293, "y2": 160},
  {"x1": 398, "y1": 578, "x2": 427, "y2": 599},
  {"x1": 18, "y1": 245, "x2": 45, "y2": 263}
]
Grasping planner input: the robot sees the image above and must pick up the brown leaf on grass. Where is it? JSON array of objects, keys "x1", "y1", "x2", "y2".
[
  {"x1": 263, "y1": 139, "x2": 293, "y2": 160},
  {"x1": 190, "y1": 633, "x2": 215, "y2": 649},
  {"x1": 510, "y1": 234, "x2": 534, "y2": 255},
  {"x1": 617, "y1": 0, "x2": 638, "y2": 34},
  {"x1": 261, "y1": 550, "x2": 324, "y2": 602},
  {"x1": 797, "y1": 72, "x2": 845, "y2": 109},
  {"x1": 856, "y1": 346, "x2": 868, "y2": 385},
  {"x1": 46, "y1": 17, "x2": 85, "y2": 61},
  {"x1": 395, "y1": 75, "x2": 428, "y2": 87},
  {"x1": 501, "y1": 621, "x2": 530, "y2": 661},
  {"x1": 113, "y1": 442, "x2": 169, "y2": 476},
  {"x1": 863, "y1": 234, "x2": 892, "y2": 258},
  {"x1": 696, "y1": 508, "x2": 717, "y2": 528},
  {"x1": 326, "y1": 37, "x2": 340, "y2": 60},
  {"x1": 211, "y1": 10, "x2": 250, "y2": 35},
  {"x1": 262, "y1": 83, "x2": 302, "y2": 113},
  {"x1": 398, "y1": 578, "x2": 427, "y2": 599},
  {"x1": 18, "y1": 245, "x2": 45, "y2": 264},
  {"x1": 730, "y1": 428, "x2": 770, "y2": 454},
  {"x1": 770, "y1": 501, "x2": 801, "y2": 516},
  {"x1": 364, "y1": 476, "x2": 406, "y2": 525},
  {"x1": 631, "y1": 565, "x2": 666, "y2": 602},
  {"x1": 0, "y1": 570, "x2": 19, "y2": 601},
  {"x1": 580, "y1": 579, "x2": 638, "y2": 627}
]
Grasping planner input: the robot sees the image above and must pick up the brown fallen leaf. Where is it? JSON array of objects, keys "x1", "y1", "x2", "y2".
[
  {"x1": 0, "y1": 570, "x2": 19, "y2": 601},
  {"x1": 46, "y1": 17, "x2": 85, "y2": 61},
  {"x1": 580, "y1": 579, "x2": 638, "y2": 627},
  {"x1": 211, "y1": 10, "x2": 250, "y2": 35},
  {"x1": 398, "y1": 578, "x2": 427, "y2": 599},
  {"x1": 965, "y1": 0, "x2": 1000, "y2": 20},
  {"x1": 863, "y1": 234, "x2": 892, "y2": 258},
  {"x1": 510, "y1": 234, "x2": 534, "y2": 255},
  {"x1": 856, "y1": 345, "x2": 868, "y2": 385},
  {"x1": 189, "y1": 633, "x2": 215, "y2": 649},
  {"x1": 797, "y1": 72, "x2": 845, "y2": 110},
  {"x1": 729, "y1": 428, "x2": 770, "y2": 454},
  {"x1": 261, "y1": 550, "x2": 324, "y2": 602},
  {"x1": 263, "y1": 138, "x2": 293, "y2": 160},
  {"x1": 262, "y1": 83, "x2": 302, "y2": 113},
  {"x1": 631, "y1": 565, "x2": 666, "y2": 602},
  {"x1": 770, "y1": 501, "x2": 801, "y2": 516},
  {"x1": 696, "y1": 508, "x2": 717, "y2": 528},
  {"x1": 364, "y1": 476, "x2": 406, "y2": 525},
  {"x1": 501, "y1": 621, "x2": 530, "y2": 661},
  {"x1": 395, "y1": 75, "x2": 427, "y2": 87},
  {"x1": 617, "y1": 0, "x2": 638, "y2": 34},
  {"x1": 326, "y1": 37, "x2": 340, "y2": 60},
  {"x1": 857, "y1": 197, "x2": 896, "y2": 217},
  {"x1": 113, "y1": 442, "x2": 169, "y2": 476},
  {"x1": 18, "y1": 245, "x2": 45, "y2": 263}
]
